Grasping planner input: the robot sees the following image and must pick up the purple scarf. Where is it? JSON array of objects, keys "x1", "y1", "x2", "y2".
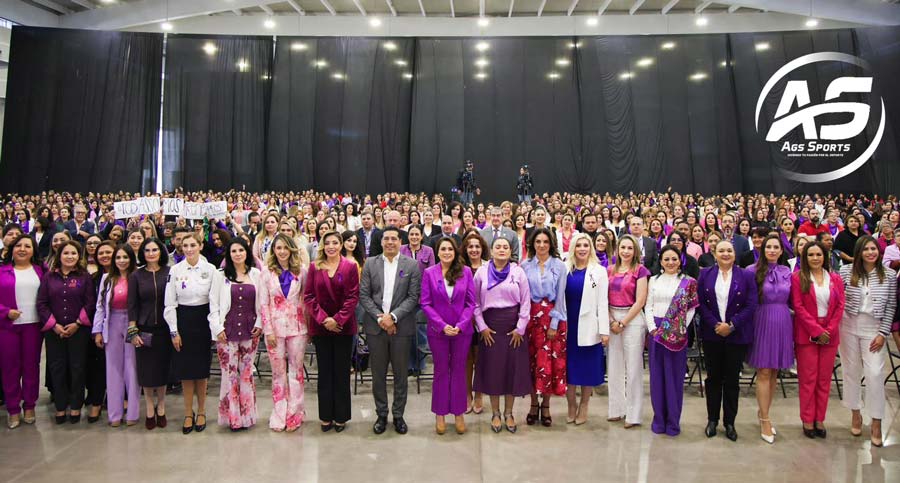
[
  {"x1": 597, "y1": 251, "x2": 609, "y2": 268},
  {"x1": 487, "y1": 260, "x2": 511, "y2": 291},
  {"x1": 278, "y1": 270, "x2": 294, "y2": 297}
]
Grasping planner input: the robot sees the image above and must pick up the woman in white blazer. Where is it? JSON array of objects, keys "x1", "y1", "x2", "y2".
[
  {"x1": 209, "y1": 238, "x2": 263, "y2": 431},
  {"x1": 564, "y1": 233, "x2": 609, "y2": 425}
]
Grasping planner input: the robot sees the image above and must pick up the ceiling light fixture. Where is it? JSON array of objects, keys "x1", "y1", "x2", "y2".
[
  {"x1": 661, "y1": 41, "x2": 676, "y2": 50},
  {"x1": 370, "y1": 17, "x2": 382, "y2": 27},
  {"x1": 476, "y1": 41, "x2": 490, "y2": 52},
  {"x1": 695, "y1": 17, "x2": 708, "y2": 27},
  {"x1": 477, "y1": 17, "x2": 490, "y2": 27},
  {"x1": 805, "y1": 19, "x2": 819, "y2": 28},
  {"x1": 264, "y1": 18, "x2": 276, "y2": 29},
  {"x1": 636, "y1": 57, "x2": 654, "y2": 67},
  {"x1": 586, "y1": 17, "x2": 598, "y2": 27}
]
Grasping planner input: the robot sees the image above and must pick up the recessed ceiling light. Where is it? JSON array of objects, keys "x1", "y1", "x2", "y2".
[
  {"x1": 332, "y1": 72, "x2": 345, "y2": 80},
  {"x1": 690, "y1": 72, "x2": 708, "y2": 81},
  {"x1": 202, "y1": 43, "x2": 217, "y2": 55},
  {"x1": 586, "y1": 17, "x2": 599, "y2": 27},
  {"x1": 264, "y1": 18, "x2": 276, "y2": 29},
  {"x1": 292, "y1": 42, "x2": 307, "y2": 51},
  {"x1": 383, "y1": 41, "x2": 397, "y2": 51},
  {"x1": 477, "y1": 17, "x2": 490, "y2": 27},
  {"x1": 314, "y1": 60, "x2": 328, "y2": 68},
  {"x1": 636, "y1": 57, "x2": 654, "y2": 67},
  {"x1": 661, "y1": 41, "x2": 676, "y2": 50},
  {"x1": 805, "y1": 19, "x2": 819, "y2": 28},
  {"x1": 369, "y1": 17, "x2": 382, "y2": 27},
  {"x1": 619, "y1": 72, "x2": 634, "y2": 80},
  {"x1": 719, "y1": 60, "x2": 727, "y2": 67},
  {"x1": 755, "y1": 42, "x2": 770, "y2": 51},
  {"x1": 556, "y1": 58, "x2": 570, "y2": 66},
  {"x1": 475, "y1": 41, "x2": 490, "y2": 52},
  {"x1": 547, "y1": 72, "x2": 560, "y2": 79},
  {"x1": 403, "y1": 73, "x2": 413, "y2": 79},
  {"x1": 160, "y1": 22, "x2": 173, "y2": 32},
  {"x1": 475, "y1": 58, "x2": 489, "y2": 68},
  {"x1": 695, "y1": 17, "x2": 708, "y2": 27},
  {"x1": 475, "y1": 72, "x2": 488, "y2": 80},
  {"x1": 395, "y1": 59, "x2": 408, "y2": 66},
  {"x1": 236, "y1": 59, "x2": 249, "y2": 72}
]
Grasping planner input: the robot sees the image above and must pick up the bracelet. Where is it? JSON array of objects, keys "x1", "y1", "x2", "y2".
[
  {"x1": 126, "y1": 326, "x2": 140, "y2": 337},
  {"x1": 170, "y1": 331, "x2": 179, "y2": 338}
]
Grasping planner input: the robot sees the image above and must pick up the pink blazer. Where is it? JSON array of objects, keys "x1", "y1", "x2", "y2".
[
  {"x1": 0, "y1": 264, "x2": 46, "y2": 329},
  {"x1": 420, "y1": 265, "x2": 476, "y2": 337},
  {"x1": 791, "y1": 271, "x2": 845, "y2": 346},
  {"x1": 257, "y1": 266, "x2": 307, "y2": 339}
]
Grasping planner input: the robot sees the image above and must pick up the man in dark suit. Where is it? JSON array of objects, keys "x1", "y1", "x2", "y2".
[
  {"x1": 738, "y1": 228, "x2": 768, "y2": 268},
  {"x1": 479, "y1": 207, "x2": 520, "y2": 262},
  {"x1": 65, "y1": 205, "x2": 95, "y2": 244},
  {"x1": 357, "y1": 211, "x2": 384, "y2": 258},
  {"x1": 580, "y1": 212, "x2": 601, "y2": 241},
  {"x1": 720, "y1": 212, "x2": 751, "y2": 261},
  {"x1": 358, "y1": 227, "x2": 422, "y2": 435},
  {"x1": 628, "y1": 216, "x2": 659, "y2": 273},
  {"x1": 428, "y1": 215, "x2": 461, "y2": 248},
  {"x1": 697, "y1": 240, "x2": 758, "y2": 442},
  {"x1": 241, "y1": 211, "x2": 261, "y2": 239}
]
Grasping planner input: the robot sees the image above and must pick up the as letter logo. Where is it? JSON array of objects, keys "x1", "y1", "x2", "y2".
[{"x1": 755, "y1": 52, "x2": 886, "y2": 183}]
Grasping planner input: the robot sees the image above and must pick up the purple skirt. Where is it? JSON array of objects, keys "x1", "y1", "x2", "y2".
[
  {"x1": 747, "y1": 303, "x2": 794, "y2": 370},
  {"x1": 473, "y1": 306, "x2": 531, "y2": 397}
]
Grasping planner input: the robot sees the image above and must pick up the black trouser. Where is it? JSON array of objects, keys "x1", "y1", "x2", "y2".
[
  {"x1": 85, "y1": 340, "x2": 106, "y2": 407},
  {"x1": 702, "y1": 341, "x2": 747, "y2": 426},
  {"x1": 45, "y1": 326, "x2": 90, "y2": 412},
  {"x1": 367, "y1": 332, "x2": 412, "y2": 419},
  {"x1": 313, "y1": 335, "x2": 353, "y2": 424}
]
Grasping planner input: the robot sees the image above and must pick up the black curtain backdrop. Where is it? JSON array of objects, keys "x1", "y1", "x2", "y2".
[
  {"x1": 266, "y1": 37, "x2": 415, "y2": 194},
  {"x1": 3, "y1": 27, "x2": 899, "y2": 197},
  {"x1": 0, "y1": 27, "x2": 162, "y2": 193},
  {"x1": 162, "y1": 35, "x2": 273, "y2": 192}
]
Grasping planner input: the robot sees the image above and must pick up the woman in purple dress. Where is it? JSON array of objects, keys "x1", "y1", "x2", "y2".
[{"x1": 746, "y1": 234, "x2": 793, "y2": 444}]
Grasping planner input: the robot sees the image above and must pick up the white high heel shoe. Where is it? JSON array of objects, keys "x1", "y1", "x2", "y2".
[{"x1": 759, "y1": 418, "x2": 775, "y2": 444}]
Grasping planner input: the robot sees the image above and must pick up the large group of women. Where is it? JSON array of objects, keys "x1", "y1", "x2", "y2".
[{"x1": 0, "y1": 188, "x2": 898, "y2": 448}]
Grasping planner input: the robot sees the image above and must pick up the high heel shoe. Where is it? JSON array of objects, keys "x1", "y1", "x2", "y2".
[
  {"x1": 504, "y1": 413, "x2": 517, "y2": 434},
  {"x1": 850, "y1": 413, "x2": 863, "y2": 437},
  {"x1": 194, "y1": 413, "x2": 207, "y2": 433},
  {"x1": 758, "y1": 410, "x2": 776, "y2": 435},
  {"x1": 567, "y1": 404, "x2": 578, "y2": 424},
  {"x1": 802, "y1": 426, "x2": 816, "y2": 439},
  {"x1": 575, "y1": 404, "x2": 589, "y2": 426},
  {"x1": 871, "y1": 432, "x2": 884, "y2": 448},
  {"x1": 435, "y1": 418, "x2": 446, "y2": 435},
  {"x1": 540, "y1": 404, "x2": 552, "y2": 427},
  {"x1": 455, "y1": 417, "x2": 466, "y2": 435},
  {"x1": 23, "y1": 411, "x2": 36, "y2": 425},
  {"x1": 68, "y1": 412, "x2": 81, "y2": 424},
  {"x1": 182, "y1": 413, "x2": 195, "y2": 435},
  {"x1": 55, "y1": 414, "x2": 67, "y2": 425},
  {"x1": 490, "y1": 411, "x2": 502, "y2": 433},
  {"x1": 759, "y1": 418, "x2": 775, "y2": 444},
  {"x1": 526, "y1": 404, "x2": 539, "y2": 426}
]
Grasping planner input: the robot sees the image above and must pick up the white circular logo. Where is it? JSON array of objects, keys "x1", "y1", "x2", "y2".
[{"x1": 755, "y1": 52, "x2": 886, "y2": 183}]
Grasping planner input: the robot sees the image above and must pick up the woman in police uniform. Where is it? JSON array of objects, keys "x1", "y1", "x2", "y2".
[{"x1": 164, "y1": 231, "x2": 217, "y2": 434}]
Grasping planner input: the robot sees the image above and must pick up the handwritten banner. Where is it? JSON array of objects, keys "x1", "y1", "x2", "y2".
[
  {"x1": 161, "y1": 198, "x2": 184, "y2": 216},
  {"x1": 204, "y1": 201, "x2": 228, "y2": 219},
  {"x1": 183, "y1": 202, "x2": 207, "y2": 220},
  {"x1": 113, "y1": 197, "x2": 160, "y2": 219}
]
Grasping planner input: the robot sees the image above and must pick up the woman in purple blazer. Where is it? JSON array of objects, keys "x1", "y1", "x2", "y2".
[
  {"x1": 0, "y1": 235, "x2": 45, "y2": 428},
  {"x1": 304, "y1": 231, "x2": 359, "y2": 433},
  {"x1": 696, "y1": 240, "x2": 758, "y2": 442},
  {"x1": 420, "y1": 237, "x2": 476, "y2": 435}
]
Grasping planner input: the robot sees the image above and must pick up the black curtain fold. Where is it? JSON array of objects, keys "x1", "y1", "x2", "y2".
[
  {"x1": 162, "y1": 35, "x2": 272, "y2": 192},
  {"x1": 266, "y1": 37, "x2": 414, "y2": 194},
  {"x1": 0, "y1": 27, "x2": 162, "y2": 193}
]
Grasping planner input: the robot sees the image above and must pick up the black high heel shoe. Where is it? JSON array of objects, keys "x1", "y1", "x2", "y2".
[
  {"x1": 68, "y1": 412, "x2": 81, "y2": 424},
  {"x1": 320, "y1": 421, "x2": 334, "y2": 432},
  {"x1": 540, "y1": 404, "x2": 552, "y2": 427},
  {"x1": 526, "y1": 404, "x2": 539, "y2": 426},
  {"x1": 55, "y1": 414, "x2": 67, "y2": 425},
  {"x1": 194, "y1": 413, "x2": 207, "y2": 433},
  {"x1": 182, "y1": 413, "x2": 195, "y2": 435}
]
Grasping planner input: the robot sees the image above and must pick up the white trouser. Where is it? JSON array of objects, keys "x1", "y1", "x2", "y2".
[
  {"x1": 839, "y1": 314, "x2": 887, "y2": 419},
  {"x1": 607, "y1": 308, "x2": 646, "y2": 424}
]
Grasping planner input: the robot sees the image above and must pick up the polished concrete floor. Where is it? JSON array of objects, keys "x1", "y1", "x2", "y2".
[{"x1": 1, "y1": 367, "x2": 898, "y2": 483}]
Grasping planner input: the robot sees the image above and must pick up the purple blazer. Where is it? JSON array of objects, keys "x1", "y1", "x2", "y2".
[
  {"x1": 37, "y1": 269, "x2": 96, "y2": 332},
  {"x1": 304, "y1": 257, "x2": 359, "y2": 337},
  {"x1": 697, "y1": 265, "x2": 758, "y2": 345},
  {"x1": 420, "y1": 265, "x2": 476, "y2": 337},
  {"x1": 0, "y1": 264, "x2": 46, "y2": 330},
  {"x1": 400, "y1": 244, "x2": 435, "y2": 274}
]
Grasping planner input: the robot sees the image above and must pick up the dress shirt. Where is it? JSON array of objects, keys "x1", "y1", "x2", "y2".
[
  {"x1": 444, "y1": 277, "x2": 454, "y2": 298},
  {"x1": 381, "y1": 254, "x2": 399, "y2": 315},
  {"x1": 14, "y1": 267, "x2": 40, "y2": 325},
  {"x1": 163, "y1": 258, "x2": 216, "y2": 334},
  {"x1": 645, "y1": 273, "x2": 697, "y2": 332},
  {"x1": 520, "y1": 257, "x2": 568, "y2": 329},
  {"x1": 858, "y1": 276, "x2": 874, "y2": 316},
  {"x1": 715, "y1": 268, "x2": 731, "y2": 322},
  {"x1": 814, "y1": 273, "x2": 831, "y2": 317}
]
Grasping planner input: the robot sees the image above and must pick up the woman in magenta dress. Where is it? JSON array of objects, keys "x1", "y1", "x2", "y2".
[{"x1": 746, "y1": 234, "x2": 793, "y2": 444}]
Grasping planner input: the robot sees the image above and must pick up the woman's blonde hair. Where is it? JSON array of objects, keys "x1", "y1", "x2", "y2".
[
  {"x1": 565, "y1": 233, "x2": 600, "y2": 272},
  {"x1": 266, "y1": 233, "x2": 301, "y2": 276},
  {"x1": 314, "y1": 231, "x2": 344, "y2": 269},
  {"x1": 613, "y1": 234, "x2": 642, "y2": 273},
  {"x1": 256, "y1": 213, "x2": 281, "y2": 244}
]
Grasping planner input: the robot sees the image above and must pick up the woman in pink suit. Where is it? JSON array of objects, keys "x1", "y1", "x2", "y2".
[
  {"x1": 0, "y1": 235, "x2": 45, "y2": 428},
  {"x1": 304, "y1": 231, "x2": 359, "y2": 433},
  {"x1": 258, "y1": 234, "x2": 307, "y2": 432},
  {"x1": 791, "y1": 241, "x2": 845, "y2": 439},
  {"x1": 420, "y1": 237, "x2": 476, "y2": 435}
]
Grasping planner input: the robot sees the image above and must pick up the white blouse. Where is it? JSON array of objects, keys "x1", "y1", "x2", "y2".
[
  {"x1": 13, "y1": 266, "x2": 41, "y2": 325},
  {"x1": 645, "y1": 273, "x2": 696, "y2": 332},
  {"x1": 715, "y1": 268, "x2": 732, "y2": 323},
  {"x1": 814, "y1": 273, "x2": 831, "y2": 317}
]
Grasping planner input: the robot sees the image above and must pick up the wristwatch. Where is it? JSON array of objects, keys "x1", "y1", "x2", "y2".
[{"x1": 170, "y1": 331, "x2": 179, "y2": 338}]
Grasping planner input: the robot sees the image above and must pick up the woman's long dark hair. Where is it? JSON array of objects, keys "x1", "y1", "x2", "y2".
[
  {"x1": 435, "y1": 237, "x2": 465, "y2": 286},
  {"x1": 2, "y1": 234, "x2": 41, "y2": 265},
  {"x1": 753, "y1": 234, "x2": 786, "y2": 302},
  {"x1": 799, "y1": 241, "x2": 831, "y2": 293},
  {"x1": 526, "y1": 227, "x2": 560, "y2": 260},
  {"x1": 849, "y1": 235, "x2": 886, "y2": 287},
  {"x1": 102, "y1": 245, "x2": 137, "y2": 307},
  {"x1": 654, "y1": 244, "x2": 684, "y2": 278},
  {"x1": 341, "y1": 230, "x2": 365, "y2": 267},
  {"x1": 223, "y1": 238, "x2": 255, "y2": 283}
]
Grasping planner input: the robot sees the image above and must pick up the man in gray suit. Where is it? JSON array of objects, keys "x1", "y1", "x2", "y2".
[
  {"x1": 359, "y1": 226, "x2": 422, "y2": 435},
  {"x1": 479, "y1": 206, "x2": 520, "y2": 262}
]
